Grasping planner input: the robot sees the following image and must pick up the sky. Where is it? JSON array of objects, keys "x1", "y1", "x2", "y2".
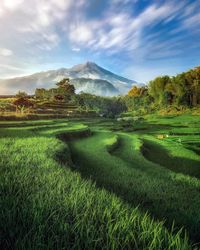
[{"x1": 0, "y1": 0, "x2": 200, "y2": 84}]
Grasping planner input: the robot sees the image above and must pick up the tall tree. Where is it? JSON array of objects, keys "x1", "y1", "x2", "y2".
[
  {"x1": 56, "y1": 78, "x2": 75, "y2": 101},
  {"x1": 148, "y1": 76, "x2": 171, "y2": 106}
]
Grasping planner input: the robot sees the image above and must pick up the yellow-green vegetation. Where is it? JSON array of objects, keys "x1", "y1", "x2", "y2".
[
  {"x1": 0, "y1": 114, "x2": 200, "y2": 249},
  {"x1": 125, "y1": 66, "x2": 200, "y2": 115}
]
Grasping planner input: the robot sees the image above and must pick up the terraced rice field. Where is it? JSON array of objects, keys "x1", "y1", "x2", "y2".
[{"x1": 0, "y1": 114, "x2": 200, "y2": 249}]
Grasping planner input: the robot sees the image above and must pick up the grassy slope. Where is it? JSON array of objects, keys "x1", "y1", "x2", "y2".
[
  {"x1": 69, "y1": 131, "x2": 200, "y2": 243},
  {"x1": 68, "y1": 115, "x2": 200, "y2": 243},
  {"x1": 0, "y1": 116, "x2": 199, "y2": 249}
]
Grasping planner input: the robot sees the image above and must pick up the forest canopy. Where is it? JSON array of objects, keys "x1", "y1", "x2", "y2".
[{"x1": 124, "y1": 66, "x2": 200, "y2": 114}]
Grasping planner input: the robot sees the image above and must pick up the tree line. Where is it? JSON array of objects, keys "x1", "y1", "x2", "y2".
[{"x1": 125, "y1": 66, "x2": 200, "y2": 113}]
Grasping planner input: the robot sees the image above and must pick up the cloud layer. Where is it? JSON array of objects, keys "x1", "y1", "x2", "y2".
[{"x1": 0, "y1": 0, "x2": 200, "y2": 83}]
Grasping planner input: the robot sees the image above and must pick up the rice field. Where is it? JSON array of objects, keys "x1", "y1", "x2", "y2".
[{"x1": 0, "y1": 114, "x2": 200, "y2": 249}]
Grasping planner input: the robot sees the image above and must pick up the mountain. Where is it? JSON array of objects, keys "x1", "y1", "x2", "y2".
[{"x1": 0, "y1": 62, "x2": 141, "y2": 96}]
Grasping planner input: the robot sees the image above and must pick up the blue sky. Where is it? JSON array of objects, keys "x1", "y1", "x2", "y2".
[{"x1": 0, "y1": 0, "x2": 200, "y2": 84}]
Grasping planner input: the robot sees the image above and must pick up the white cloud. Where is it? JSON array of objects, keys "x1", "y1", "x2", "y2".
[
  {"x1": 1, "y1": 0, "x2": 198, "y2": 60},
  {"x1": 0, "y1": 0, "x2": 81, "y2": 57},
  {"x1": 3, "y1": 0, "x2": 24, "y2": 10},
  {"x1": 0, "y1": 63, "x2": 22, "y2": 71},
  {"x1": 0, "y1": 0, "x2": 199, "y2": 80},
  {"x1": 183, "y1": 12, "x2": 200, "y2": 28},
  {"x1": 72, "y1": 47, "x2": 80, "y2": 52},
  {"x1": 0, "y1": 48, "x2": 13, "y2": 56},
  {"x1": 68, "y1": 1, "x2": 179, "y2": 57},
  {"x1": 0, "y1": 0, "x2": 89, "y2": 78},
  {"x1": 69, "y1": 24, "x2": 94, "y2": 43},
  {"x1": 0, "y1": 7, "x2": 4, "y2": 16},
  {"x1": 67, "y1": 0, "x2": 200, "y2": 62}
]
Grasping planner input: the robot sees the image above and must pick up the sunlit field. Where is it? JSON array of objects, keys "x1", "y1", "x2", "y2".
[{"x1": 1, "y1": 114, "x2": 200, "y2": 249}]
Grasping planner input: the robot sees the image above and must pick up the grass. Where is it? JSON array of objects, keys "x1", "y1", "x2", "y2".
[
  {"x1": 0, "y1": 114, "x2": 200, "y2": 249},
  {"x1": 142, "y1": 136, "x2": 200, "y2": 178},
  {"x1": 69, "y1": 131, "x2": 200, "y2": 243}
]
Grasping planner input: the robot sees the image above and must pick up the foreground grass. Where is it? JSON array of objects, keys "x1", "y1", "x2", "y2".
[{"x1": 0, "y1": 120, "x2": 194, "y2": 249}]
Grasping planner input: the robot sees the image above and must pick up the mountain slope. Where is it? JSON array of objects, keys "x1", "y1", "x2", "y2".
[
  {"x1": 0, "y1": 62, "x2": 140, "y2": 96},
  {"x1": 70, "y1": 78, "x2": 119, "y2": 96}
]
